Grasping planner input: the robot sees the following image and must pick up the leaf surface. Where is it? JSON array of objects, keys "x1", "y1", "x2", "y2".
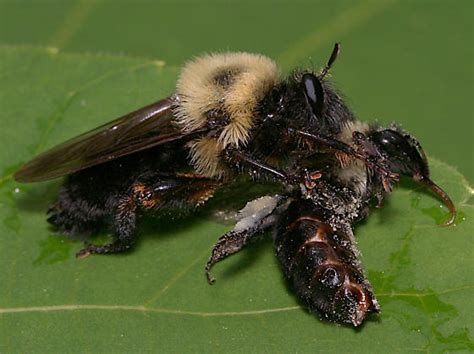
[{"x1": 0, "y1": 46, "x2": 472, "y2": 353}]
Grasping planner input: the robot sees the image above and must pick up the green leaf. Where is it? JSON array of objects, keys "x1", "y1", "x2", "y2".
[{"x1": 0, "y1": 46, "x2": 472, "y2": 353}]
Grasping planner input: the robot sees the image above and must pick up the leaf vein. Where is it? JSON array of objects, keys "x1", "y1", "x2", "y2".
[
  {"x1": 0, "y1": 304, "x2": 301, "y2": 317},
  {"x1": 143, "y1": 249, "x2": 209, "y2": 307},
  {"x1": 1, "y1": 285, "x2": 471, "y2": 317}
]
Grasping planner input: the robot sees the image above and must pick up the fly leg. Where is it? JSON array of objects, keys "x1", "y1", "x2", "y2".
[
  {"x1": 289, "y1": 128, "x2": 399, "y2": 191},
  {"x1": 76, "y1": 194, "x2": 139, "y2": 257},
  {"x1": 76, "y1": 173, "x2": 221, "y2": 257},
  {"x1": 224, "y1": 148, "x2": 288, "y2": 180},
  {"x1": 224, "y1": 148, "x2": 321, "y2": 186}
]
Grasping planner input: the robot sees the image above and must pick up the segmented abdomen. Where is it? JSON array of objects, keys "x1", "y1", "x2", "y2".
[{"x1": 274, "y1": 200, "x2": 379, "y2": 326}]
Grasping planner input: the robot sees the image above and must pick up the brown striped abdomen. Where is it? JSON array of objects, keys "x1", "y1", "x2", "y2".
[{"x1": 274, "y1": 200, "x2": 379, "y2": 326}]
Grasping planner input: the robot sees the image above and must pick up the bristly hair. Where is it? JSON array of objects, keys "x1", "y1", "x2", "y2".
[
  {"x1": 174, "y1": 52, "x2": 280, "y2": 148},
  {"x1": 266, "y1": 71, "x2": 355, "y2": 137}
]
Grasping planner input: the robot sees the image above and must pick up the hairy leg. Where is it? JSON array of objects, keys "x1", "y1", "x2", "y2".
[
  {"x1": 76, "y1": 173, "x2": 221, "y2": 257},
  {"x1": 49, "y1": 170, "x2": 221, "y2": 257}
]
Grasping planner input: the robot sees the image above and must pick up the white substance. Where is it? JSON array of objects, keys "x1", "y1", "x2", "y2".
[{"x1": 233, "y1": 195, "x2": 280, "y2": 233}]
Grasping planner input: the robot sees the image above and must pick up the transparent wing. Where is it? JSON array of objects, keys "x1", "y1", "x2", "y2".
[{"x1": 15, "y1": 96, "x2": 196, "y2": 182}]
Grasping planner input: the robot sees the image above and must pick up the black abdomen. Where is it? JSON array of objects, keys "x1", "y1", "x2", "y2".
[{"x1": 274, "y1": 200, "x2": 379, "y2": 326}]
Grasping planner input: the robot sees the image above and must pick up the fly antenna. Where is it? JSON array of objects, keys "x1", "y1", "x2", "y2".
[{"x1": 320, "y1": 42, "x2": 341, "y2": 79}]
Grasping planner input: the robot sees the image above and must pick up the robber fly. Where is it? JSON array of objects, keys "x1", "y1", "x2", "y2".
[{"x1": 14, "y1": 43, "x2": 456, "y2": 326}]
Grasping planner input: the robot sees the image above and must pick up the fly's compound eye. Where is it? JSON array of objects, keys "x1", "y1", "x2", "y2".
[{"x1": 301, "y1": 73, "x2": 325, "y2": 116}]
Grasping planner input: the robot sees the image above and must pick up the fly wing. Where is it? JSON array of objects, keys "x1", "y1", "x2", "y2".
[{"x1": 15, "y1": 96, "x2": 196, "y2": 182}]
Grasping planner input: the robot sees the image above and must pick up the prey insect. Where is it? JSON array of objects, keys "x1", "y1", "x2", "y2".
[{"x1": 15, "y1": 43, "x2": 456, "y2": 326}]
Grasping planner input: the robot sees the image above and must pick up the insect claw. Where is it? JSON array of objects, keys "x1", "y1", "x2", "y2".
[
  {"x1": 381, "y1": 172, "x2": 399, "y2": 193},
  {"x1": 76, "y1": 246, "x2": 91, "y2": 259},
  {"x1": 205, "y1": 265, "x2": 216, "y2": 285},
  {"x1": 375, "y1": 190, "x2": 386, "y2": 208},
  {"x1": 382, "y1": 180, "x2": 391, "y2": 193},
  {"x1": 206, "y1": 274, "x2": 216, "y2": 285}
]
